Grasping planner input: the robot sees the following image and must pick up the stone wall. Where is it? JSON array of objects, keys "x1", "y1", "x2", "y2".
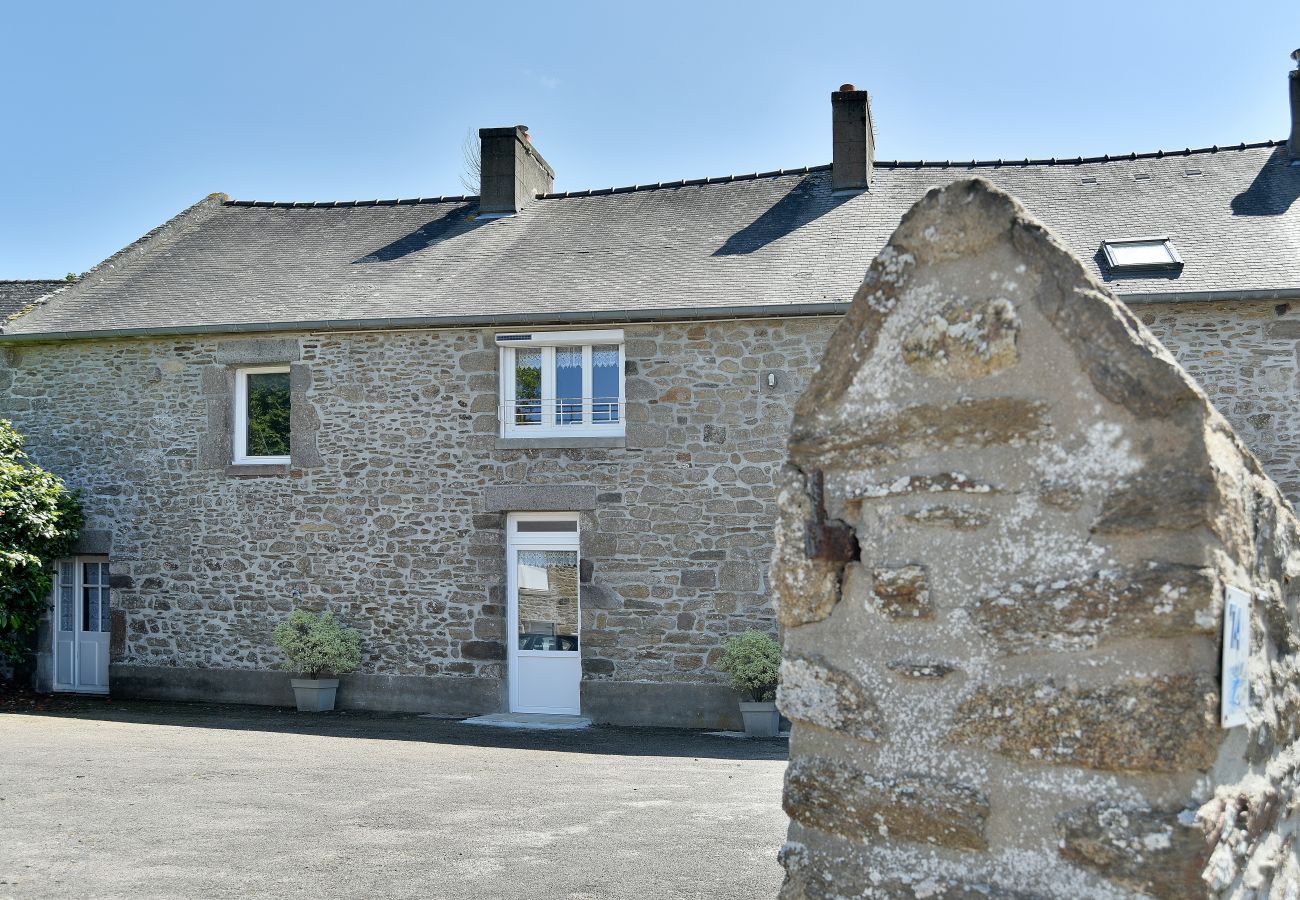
[
  {"x1": 773, "y1": 179, "x2": 1300, "y2": 897},
  {"x1": 0, "y1": 318, "x2": 836, "y2": 725},
  {"x1": 1140, "y1": 301, "x2": 1300, "y2": 505}
]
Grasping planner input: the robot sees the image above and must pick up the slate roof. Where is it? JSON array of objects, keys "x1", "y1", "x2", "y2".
[
  {"x1": 4, "y1": 141, "x2": 1298, "y2": 340},
  {"x1": 0, "y1": 280, "x2": 68, "y2": 323}
]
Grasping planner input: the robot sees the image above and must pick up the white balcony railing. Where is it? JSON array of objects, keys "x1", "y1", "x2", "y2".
[{"x1": 500, "y1": 396, "x2": 623, "y2": 435}]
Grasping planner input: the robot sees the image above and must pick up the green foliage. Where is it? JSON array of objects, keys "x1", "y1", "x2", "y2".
[
  {"x1": 0, "y1": 420, "x2": 82, "y2": 667},
  {"x1": 716, "y1": 629, "x2": 781, "y2": 702},
  {"x1": 272, "y1": 609, "x2": 361, "y2": 679}
]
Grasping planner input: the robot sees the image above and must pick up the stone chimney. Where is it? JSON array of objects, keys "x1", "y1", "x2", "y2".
[
  {"x1": 1289, "y1": 49, "x2": 1300, "y2": 161},
  {"x1": 831, "y1": 85, "x2": 874, "y2": 194},
  {"x1": 478, "y1": 125, "x2": 555, "y2": 217}
]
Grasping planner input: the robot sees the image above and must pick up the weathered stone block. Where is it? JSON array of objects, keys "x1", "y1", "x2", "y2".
[
  {"x1": 784, "y1": 756, "x2": 989, "y2": 851},
  {"x1": 902, "y1": 296, "x2": 1020, "y2": 379},
  {"x1": 871, "y1": 564, "x2": 930, "y2": 619},
  {"x1": 1057, "y1": 802, "x2": 1206, "y2": 900},
  {"x1": 778, "y1": 655, "x2": 883, "y2": 740},
  {"x1": 214, "y1": 338, "x2": 300, "y2": 365},
  {"x1": 680, "y1": 569, "x2": 716, "y2": 589},
  {"x1": 1092, "y1": 469, "x2": 1217, "y2": 534},
  {"x1": 772, "y1": 469, "x2": 846, "y2": 628},
  {"x1": 970, "y1": 562, "x2": 1218, "y2": 652},
  {"x1": 947, "y1": 674, "x2": 1219, "y2": 772},
  {"x1": 461, "y1": 641, "x2": 505, "y2": 661},
  {"x1": 582, "y1": 658, "x2": 615, "y2": 676},
  {"x1": 790, "y1": 397, "x2": 1050, "y2": 469},
  {"x1": 845, "y1": 471, "x2": 995, "y2": 500},
  {"x1": 625, "y1": 423, "x2": 666, "y2": 449},
  {"x1": 482, "y1": 484, "x2": 598, "y2": 512},
  {"x1": 718, "y1": 561, "x2": 762, "y2": 592},
  {"x1": 899, "y1": 505, "x2": 990, "y2": 529}
]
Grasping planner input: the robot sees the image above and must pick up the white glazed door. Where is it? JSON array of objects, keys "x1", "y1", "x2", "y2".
[
  {"x1": 52, "y1": 558, "x2": 111, "y2": 693},
  {"x1": 507, "y1": 514, "x2": 581, "y2": 715}
]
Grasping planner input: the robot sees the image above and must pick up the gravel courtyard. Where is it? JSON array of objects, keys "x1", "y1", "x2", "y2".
[{"x1": 0, "y1": 700, "x2": 790, "y2": 899}]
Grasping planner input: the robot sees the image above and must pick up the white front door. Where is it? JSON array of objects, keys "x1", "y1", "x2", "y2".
[
  {"x1": 506, "y1": 513, "x2": 581, "y2": 715},
  {"x1": 52, "y1": 558, "x2": 111, "y2": 694}
]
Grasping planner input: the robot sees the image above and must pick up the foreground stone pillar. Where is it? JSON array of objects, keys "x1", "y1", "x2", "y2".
[{"x1": 772, "y1": 178, "x2": 1300, "y2": 898}]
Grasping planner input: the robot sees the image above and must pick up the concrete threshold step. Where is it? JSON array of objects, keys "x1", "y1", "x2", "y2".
[{"x1": 459, "y1": 712, "x2": 592, "y2": 730}]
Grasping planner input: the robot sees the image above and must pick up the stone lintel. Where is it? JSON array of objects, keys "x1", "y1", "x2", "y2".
[
  {"x1": 72, "y1": 529, "x2": 113, "y2": 555},
  {"x1": 483, "y1": 484, "x2": 598, "y2": 512}
]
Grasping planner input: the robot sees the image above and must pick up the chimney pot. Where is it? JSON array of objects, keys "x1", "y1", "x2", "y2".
[{"x1": 831, "y1": 86, "x2": 874, "y2": 194}]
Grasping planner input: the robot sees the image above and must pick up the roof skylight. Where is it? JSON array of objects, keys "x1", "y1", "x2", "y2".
[{"x1": 1100, "y1": 236, "x2": 1183, "y2": 272}]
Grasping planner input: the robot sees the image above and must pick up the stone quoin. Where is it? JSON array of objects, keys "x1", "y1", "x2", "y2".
[{"x1": 773, "y1": 178, "x2": 1300, "y2": 899}]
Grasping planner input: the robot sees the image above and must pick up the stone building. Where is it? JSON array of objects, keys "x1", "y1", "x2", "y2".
[{"x1": 2, "y1": 61, "x2": 1298, "y2": 726}]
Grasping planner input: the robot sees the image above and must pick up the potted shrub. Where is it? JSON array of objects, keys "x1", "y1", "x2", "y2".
[
  {"x1": 272, "y1": 609, "x2": 361, "y2": 712},
  {"x1": 717, "y1": 629, "x2": 782, "y2": 737}
]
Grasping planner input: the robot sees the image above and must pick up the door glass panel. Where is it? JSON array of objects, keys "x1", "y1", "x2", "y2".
[
  {"x1": 58, "y1": 561, "x2": 75, "y2": 633},
  {"x1": 516, "y1": 550, "x2": 579, "y2": 652},
  {"x1": 592, "y1": 345, "x2": 620, "y2": 423},
  {"x1": 514, "y1": 349, "x2": 542, "y2": 425},
  {"x1": 82, "y1": 562, "x2": 110, "y2": 633},
  {"x1": 515, "y1": 520, "x2": 578, "y2": 533},
  {"x1": 82, "y1": 582, "x2": 97, "y2": 633},
  {"x1": 554, "y1": 347, "x2": 584, "y2": 425}
]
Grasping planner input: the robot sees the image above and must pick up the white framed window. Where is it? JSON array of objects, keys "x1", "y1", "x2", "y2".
[
  {"x1": 496, "y1": 330, "x2": 625, "y2": 438},
  {"x1": 233, "y1": 366, "x2": 292, "y2": 464}
]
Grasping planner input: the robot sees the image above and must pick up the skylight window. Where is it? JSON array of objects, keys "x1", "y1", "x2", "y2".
[{"x1": 1100, "y1": 236, "x2": 1183, "y2": 272}]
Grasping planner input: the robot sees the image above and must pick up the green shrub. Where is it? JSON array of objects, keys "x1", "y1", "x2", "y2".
[
  {"x1": 716, "y1": 629, "x2": 781, "y2": 702},
  {"x1": 0, "y1": 419, "x2": 82, "y2": 672},
  {"x1": 272, "y1": 610, "x2": 361, "y2": 679}
]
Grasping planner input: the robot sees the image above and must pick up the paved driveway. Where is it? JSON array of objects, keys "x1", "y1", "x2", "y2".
[{"x1": 0, "y1": 700, "x2": 789, "y2": 899}]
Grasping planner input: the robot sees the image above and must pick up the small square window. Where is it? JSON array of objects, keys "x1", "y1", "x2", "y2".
[
  {"x1": 496, "y1": 330, "x2": 625, "y2": 439},
  {"x1": 233, "y1": 366, "x2": 291, "y2": 464},
  {"x1": 1100, "y1": 237, "x2": 1183, "y2": 273}
]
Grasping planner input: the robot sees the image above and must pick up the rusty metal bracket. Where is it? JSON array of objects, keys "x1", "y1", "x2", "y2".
[{"x1": 803, "y1": 469, "x2": 860, "y2": 563}]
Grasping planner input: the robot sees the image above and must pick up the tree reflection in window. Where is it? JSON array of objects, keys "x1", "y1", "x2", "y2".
[{"x1": 246, "y1": 372, "x2": 291, "y2": 457}]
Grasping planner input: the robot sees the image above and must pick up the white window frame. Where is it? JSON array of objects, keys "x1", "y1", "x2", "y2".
[
  {"x1": 233, "y1": 365, "x2": 292, "y2": 465},
  {"x1": 496, "y1": 330, "x2": 625, "y2": 439},
  {"x1": 1099, "y1": 235, "x2": 1184, "y2": 273}
]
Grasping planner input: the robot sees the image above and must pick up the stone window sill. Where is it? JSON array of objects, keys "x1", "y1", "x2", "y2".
[
  {"x1": 225, "y1": 463, "x2": 291, "y2": 478},
  {"x1": 495, "y1": 436, "x2": 626, "y2": 450}
]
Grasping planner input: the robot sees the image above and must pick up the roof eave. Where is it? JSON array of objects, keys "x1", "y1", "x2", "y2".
[
  {"x1": 0, "y1": 301, "x2": 854, "y2": 344},
  {"x1": 4, "y1": 287, "x2": 1300, "y2": 344}
]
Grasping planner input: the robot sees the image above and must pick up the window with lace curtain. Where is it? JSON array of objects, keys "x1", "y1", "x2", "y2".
[{"x1": 496, "y1": 329, "x2": 625, "y2": 438}]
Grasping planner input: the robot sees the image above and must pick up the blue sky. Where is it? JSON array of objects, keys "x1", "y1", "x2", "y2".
[{"x1": 2, "y1": 0, "x2": 1295, "y2": 277}]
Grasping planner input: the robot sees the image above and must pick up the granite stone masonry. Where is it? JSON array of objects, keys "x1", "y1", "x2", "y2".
[
  {"x1": 4, "y1": 289, "x2": 1300, "y2": 729},
  {"x1": 773, "y1": 179, "x2": 1300, "y2": 898},
  {"x1": 0, "y1": 318, "x2": 835, "y2": 726}
]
